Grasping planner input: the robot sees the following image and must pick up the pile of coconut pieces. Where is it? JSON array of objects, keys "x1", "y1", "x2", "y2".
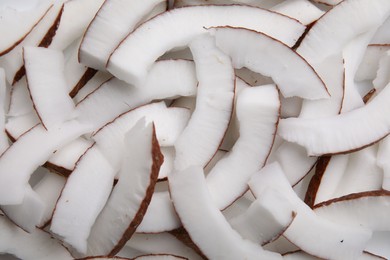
[{"x1": 1, "y1": 0, "x2": 390, "y2": 259}]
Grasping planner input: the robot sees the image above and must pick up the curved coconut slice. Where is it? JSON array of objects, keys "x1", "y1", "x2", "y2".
[
  {"x1": 0, "y1": 68, "x2": 8, "y2": 155},
  {"x1": 356, "y1": 44, "x2": 390, "y2": 82},
  {"x1": 270, "y1": 0, "x2": 325, "y2": 25},
  {"x1": 0, "y1": 120, "x2": 90, "y2": 205},
  {"x1": 314, "y1": 191, "x2": 390, "y2": 231},
  {"x1": 373, "y1": 50, "x2": 390, "y2": 91},
  {"x1": 0, "y1": 2, "x2": 52, "y2": 56},
  {"x1": 249, "y1": 162, "x2": 372, "y2": 260},
  {"x1": 5, "y1": 112, "x2": 40, "y2": 141},
  {"x1": 230, "y1": 188, "x2": 295, "y2": 245},
  {"x1": 79, "y1": 0, "x2": 167, "y2": 71},
  {"x1": 77, "y1": 60, "x2": 197, "y2": 131},
  {"x1": 73, "y1": 71, "x2": 112, "y2": 103},
  {"x1": 107, "y1": 5, "x2": 305, "y2": 85},
  {"x1": 24, "y1": 47, "x2": 76, "y2": 130},
  {"x1": 174, "y1": 34, "x2": 234, "y2": 171},
  {"x1": 206, "y1": 84, "x2": 280, "y2": 209},
  {"x1": 87, "y1": 121, "x2": 163, "y2": 256},
  {"x1": 297, "y1": 0, "x2": 390, "y2": 65},
  {"x1": 279, "y1": 82, "x2": 390, "y2": 156},
  {"x1": 169, "y1": 166, "x2": 282, "y2": 259},
  {"x1": 93, "y1": 102, "x2": 190, "y2": 170},
  {"x1": 210, "y1": 26, "x2": 329, "y2": 100},
  {"x1": 51, "y1": 144, "x2": 116, "y2": 254},
  {"x1": 7, "y1": 78, "x2": 34, "y2": 117},
  {"x1": 0, "y1": 215, "x2": 72, "y2": 260}
]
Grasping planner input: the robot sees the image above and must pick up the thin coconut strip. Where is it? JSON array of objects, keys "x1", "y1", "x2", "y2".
[
  {"x1": 0, "y1": 68, "x2": 8, "y2": 155},
  {"x1": 210, "y1": 26, "x2": 329, "y2": 100},
  {"x1": 174, "y1": 34, "x2": 234, "y2": 171},
  {"x1": 24, "y1": 47, "x2": 76, "y2": 130},
  {"x1": 93, "y1": 102, "x2": 190, "y2": 170},
  {"x1": 278, "y1": 82, "x2": 390, "y2": 156},
  {"x1": 87, "y1": 121, "x2": 163, "y2": 256},
  {"x1": 79, "y1": 0, "x2": 167, "y2": 71},
  {"x1": 73, "y1": 71, "x2": 112, "y2": 103},
  {"x1": 76, "y1": 60, "x2": 197, "y2": 132},
  {"x1": 51, "y1": 144, "x2": 117, "y2": 255},
  {"x1": 206, "y1": 84, "x2": 280, "y2": 210},
  {"x1": 0, "y1": 215, "x2": 73, "y2": 260},
  {"x1": 107, "y1": 5, "x2": 305, "y2": 85},
  {"x1": 0, "y1": 120, "x2": 90, "y2": 205},
  {"x1": 249, "y1": 162, "x2": 372, "y2": 260},
  {"x1": 169, "y1": 166, "x2": 282, "y2": 259}
]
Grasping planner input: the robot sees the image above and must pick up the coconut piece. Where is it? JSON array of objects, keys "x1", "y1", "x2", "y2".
[
  {"x1": 73, "y1": 71, "x2": 112, "y2": 103},
  {"x1": 365, "y1": 232, "x2": 390, "y2": 259},
  {"x1": 173, "y1": 0, "x2": 284, "y2": 8},
  {"x1": 0, "y1": 68, "x2": 8, "y2": 155},
  {"x1": 7, "y1": 78, "x2": 34, "y2": 117},
  {"x1": 170, "y1": 97, "x2": 196, "y2": 114},
  {"x1": 371, "y1": 16, "x2": 390, "y2": 44},
  {"x1": 206, "y1": 84, "x2": 279, "y2": 209},
  {"x1": 312, "y1": 0, "x2": 342, "y2": 6},
  {"x1": 87, "y1": 121, "x2": 163, "y2": 256},
  {"x1": 0, "y1": 215, "x2": 72, "y2": 260},
  {"x1": 174, "y1": 34, "x2": 234, "y2": 171},
  {"x1": 93, "y1": 102, "x2": 190, "y2": 170},
  {"x1": 210, "y1": 26, "x2": 329, "y2": 100},
  {"x1": 159, "y1": 147, "x2": 175, "y2": 180},
  {"x1": 169, "y1": 166, "x2": 282, "y2": 259},
  {"x1": 279, "y1": 82, "x2": 390, "y2": 156},
  {"x1": 134, "y1": 255, "x2": 187, "y2": 260},
  {"x1": 51, "y1": 144, "x2": 116, "y2": 254},
  {"x1": 356, "y1": 44, "x2": 390, "y2": 82},
  {"x1": 107, "y1": 5, "x2": 305, "y2": 85},
  {"x1": 23, "y1": 47, "x2": 76, "y2": 130},
  {"x1": 377, "y1": 136, "x2": 390, "y2": 190},
  {"x1": 5, "y1": 112, "x2": 40, "y2": 141},
  {"x1": 373, "y1": 50, "x2": 390, "y2": 91},
  {"x1": 0, "y1": 120, "x2": 90, "y2": 205},
  {"x1": 76, "y1": 60, "x2": 197, "y2": 131},
  {"x1": 270, "y1": 0, "x2": 325, "y2": 25},
  {"x1": 79, "y1": 0, "x2": 167, "y2": 71},
  {"x1": 249, "y1": 162, "x2": 372, "y2": 260},
  {"x1": 283, "y1": 250, "x2": 386, "y2": 260},
  {"x1": 314, "y1": 191, "x2": 390, "y2": 231},
  {"x1": 263, "y1": 236, "x2": 300, "y2": 255}
]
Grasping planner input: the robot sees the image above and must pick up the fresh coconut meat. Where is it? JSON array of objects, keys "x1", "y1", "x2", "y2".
[
  {"x1": 0, "y1": 68, "x2": 8, "y2": 155},
  {"x1": 313, "y1": 191, "x2": 390, "y2": 231},
  {"x1": 76, "y1": 60, "x2": 197, "y2": 131},
  {"x1": 79, "y1": 0, "x2": 167, "y2": 71},
  {"x1": 249, "y1": 162, "x2": 372, "y2": 260},
  {"x1": 173, "y1": 0, "x2": 284, "y2": 9},
  {"x1": 23, "y1": 47, "x2": 76, "y2": 130},
  {"x1": 51, "y1": 144, "x2": 117, "y2": 254},
  {"x1": 158, "y1": 147, "x2": 175, "y2": 180},
  {"x1": 87, "y1": 121, "x2": 163, "y2": 256},
  {"x1": 263, "y1": 235, "x2": 299, "y2": 255},
  {"x1": 133, "y1": 255, "x2": 187, "y2": 260},
  {"x1": 73, "y1": 71, "x2": 112, "y2": 103},
  {"x1": 0, "y1": 120, "x2": 90, "y2": 205},
  {"x1": 5, "y1": 112, "x2": 40, "y2": 141},
  {"x1": 0, "y1": 2, "x2": 53, "y2": 56},
  {"x1": 174, "y1": 34, "x2": 234, "y2": 171},
  {"x1": 107, "y1": 5, "x2": 305, "y2": 85},
  {"x1": 206, "y1": 84, "x2": 280, "y2": 209},
  {"x1": 377, "y1": 136, "x2": 390, "y2": 190},
  {"x1": 355, "y1": 45, "x2": 390, "y2": 82},
  {"x1": 373, "y1": 50, "x2": 390, "y2": 91},
  {"x1": 365, "y1": 232, "x2": 390, "y2": 259},
  {"x1": 270, "y1": 0, "x2": 325, "y2": 25},
  {"x1": 210, "y1": 26, "x2": 329, "y2": 100},
  {"x1": 283, "y1": 250, "x2": 386, "y2": 260},
  {"x1": 0, "y1": 3, "x2": 64, "y2": 85},
  {"x1": 169, "y1": 166, "x2": 283, "y2": 259},
  {"x1": 279, "y1": 82, "x2": 390, "y2": 156},
  {"x1": 0, "y1": 215, "x2": 72, "y2": 260},
  {"x1": 296, "y1": 0, "x2": 390, "y2": 65},
  {"x1": 230, "y1": 188, "x2": 296, "y2": 245},
  {"x1": 1, "y1": 185, "x2": 45, "y2": 233},
  {"x1": 311, "y1": 0, "x2": 343, "y2": 6},
  {"x1": 370, "y1": 16, "x2": 390, "y2": 44},
  {"x1": 7, "y1": 78, "x2": 34, "y2": 117},
  {"x1": 93, "y1": 102, "x2": 190, "y2": 170}
]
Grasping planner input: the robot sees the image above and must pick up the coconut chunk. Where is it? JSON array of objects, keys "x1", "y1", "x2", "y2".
[
  {"x1": 5, "y1": 112, "x2": 40, "y2": 141},
  {"x1": 270, "y1": 0, "x2": 325, "y2": 25},
  {"x1": 7, "y1": 78, "x2": 34, "y2": 117}
]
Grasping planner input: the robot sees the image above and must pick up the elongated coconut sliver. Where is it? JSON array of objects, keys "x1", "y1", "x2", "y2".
[
  {"x1": 0, "y1": 120, "x2": 90, "y2": 205},
  {"x1": 0, "y1": 215, "x2": 72, "y2": 260},
  {"x1": 210, "y1": 26, "x2": 329, "y2": 100},
  {"x1": 51, "y1": 144, "x2": 117, "y2": 255},
  {"x1": 206, "y1": 84, "x2": 280, "y2": 209},
  {"x1": 0, "y1": 68, "x2": 8, "y2": 155},
  {"x1": 174, "y1": 34, "x2": 234, "y2": 171},
  {"x1": 278, "y1": 82, "x2": 390, "y2": 156},
  {"x1": 169, "y1": 166, "x2": 282, "y2": 260},
  {"x1": 87, "y1": 121, "x2": 163, "y2": 256},
  {"x1": 107, "y1": 5, "x2": 305, "y2": 85},
  {"x1": 24, "y1": 47, "x2": 76, "y2": 130},
  {"x1": 79, "y1": 0, "x2": 167, "y2": 71},
  {"x1": 77, "y1": 60, "x2": 197, "y2": 131}
]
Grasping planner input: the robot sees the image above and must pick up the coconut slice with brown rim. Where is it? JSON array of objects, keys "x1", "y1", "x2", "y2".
[
  {"x1": 270, "y1": 0, "x2": 325, "y2": 25},
  {"x1": 107, "y1": 5, "x2": 305, "y2": 85},
  {"x1": 72, "y1": 71, "x2": 112, "y2": 103},
  {"x1": 87, "y1": 121, "x2": 163, "y2": 256},
  {"x1": 7, "y1": 78, "x2": 34, "y2": 117}
]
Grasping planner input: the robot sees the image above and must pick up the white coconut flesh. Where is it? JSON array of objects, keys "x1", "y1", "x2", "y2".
[
  {"x1": 87, "y1": 121, "x2": 163, "y2": 256},
  {"x1": 206, "y1": 84, "x2": 280, "y2": 209},
  {"x1": 174, "y1": 34, "x2": 234, "y2": 171},
  {"x1": 107, "y1": 5, "x2": 305, "y2": 85},
  {"x1": 370, "y1": 16, "x2": 390, "y2": 44},
  {"x1": 0, "y1": 68, "x2": 9, "y2": 155},
  {"x1": 249, "y1": 162, "x2": 373, "y2": 260},
  {"x1": 373, "y1": 50, "x2": 390, "y2": 91},
  {"x1": 73, "y1": 71, "x2": 112, "y2": 103},
  {"x1": 377, "y1": 136, "x2": 390, "y2": 190},
  {"x1": 76, "y1": 60, "x2": 197, "y2": 131},
  {"x1": 51, "y1": 144, "x2": 116, "y2": 254},
  {"x1": 356, "y1": 45, "x2": 390, "y2": 82},
  {"x1": 7, "y1": 78, "x2": 34, "y2": 117},
  {"x1": 169, "y1": 166, "x2": 283, "y2": 260},
  {"x1": 283, "y1": 250, "x2": 385, "y2": 260},
  {"x1": 93, "y1": 102, "x2": 190, "y2": 170},
  {"x1": 23, "y1": 47, "x2": 76, "y2": 130},
  {"x1": 79, "y1": 0, "x2": 167, "y2": 71},
  {"x1": 5, "y1": 112, "x2": 40, "y2": 141},
  {"x1": 158, "y1": 147, "x2": 175, "y2": 180},
  {"x1": 0, "y1": 215, "x2": 73, "y2": 260},
  {"x1": 0, "y1": 120, "x2": 90, "y2": 205},
  {"x1": 173, "y1": 0, "x2": 285, "y2": 9},
  {"x1": 134, "y1": 255, "x2": 187, "y2": 260}
]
